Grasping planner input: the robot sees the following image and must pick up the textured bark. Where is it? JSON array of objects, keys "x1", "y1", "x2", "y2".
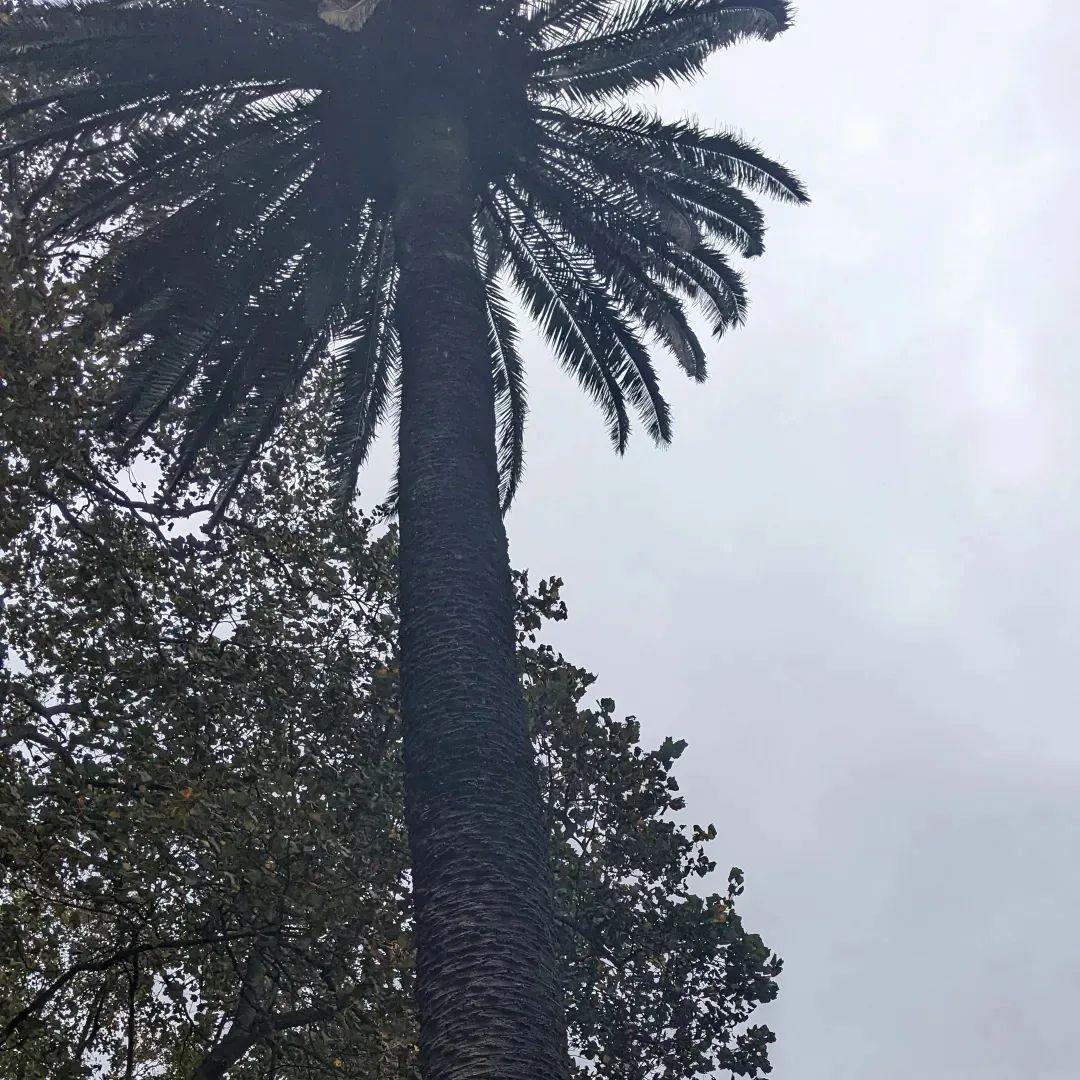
[{"x1": 392, "y1": 103, "x2": 570, "y2": 1080}]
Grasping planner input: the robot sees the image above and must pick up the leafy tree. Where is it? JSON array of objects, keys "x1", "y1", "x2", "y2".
[
  {"x1": 2, "y1": 229, "x2": 412, "y2": 1080},
  {"x1": 1, "y1": 4, "x2": 804, "y2": 1076},
  {"x1": 1, "y1": 243, "x2": 780, "y2": 1080}
]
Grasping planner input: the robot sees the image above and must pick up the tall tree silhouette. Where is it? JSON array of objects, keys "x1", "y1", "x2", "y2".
[{"x1": 0, "y1": 4, "x2": 805, "y2": 1080}]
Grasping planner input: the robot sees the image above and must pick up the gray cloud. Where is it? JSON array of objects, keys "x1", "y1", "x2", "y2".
[{"x1": 480, "y1": 2, "x2": 1080, "y2": 1076}]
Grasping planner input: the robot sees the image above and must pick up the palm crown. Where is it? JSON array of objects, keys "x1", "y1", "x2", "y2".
[{"x1": 2, "y1": 0, "x2": 806, "y2": 510}]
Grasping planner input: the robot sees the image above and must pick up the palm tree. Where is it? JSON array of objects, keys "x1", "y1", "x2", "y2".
[{"x1": 1, "y1": 3, "x2": 805, "y2": 1079}]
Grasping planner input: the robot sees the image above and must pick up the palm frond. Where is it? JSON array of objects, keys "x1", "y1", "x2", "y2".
[
  {"x1": 205, "y1": 206, "x2": 377, "y2": 513},
  {"x1": 328, "y1": 217, "x2": 400, "y2": 507},
  {"x1": 543, "y1": 140, "x2": 764, "y2": 257},
  {"x1": 539, "y1": 105, "x2": 808, "y2": 204},
  {"x1": 484, "y1": 263, "x2": 529, "y2": 510},
  {"x1": 525, "y1": 0, "x2": 614, "y2": 43},
  {"x1": 165, "y1": 255, "x2": 314, "y2": 491},
  {"x1": 486, "y1": 191, "x2": 631, "y2": 450},
  {"x1": 494, "y1": 186, "x2": 672, "y2": 446},
  {"x1": 532, "y1": 1, "x2": 792, "y2": 100},
  {"x1": 515, "y1": 158, "x2": 707, "y2": 377},
  {"x1": 51, "y1": 104, "x2": 316, "y2": 252},
  {"x1": 668, "y1": 241, "x2": 749, "y2": 333},
  {"x1": 110, "y1": 155, "x2": 320, "y2": 440}
]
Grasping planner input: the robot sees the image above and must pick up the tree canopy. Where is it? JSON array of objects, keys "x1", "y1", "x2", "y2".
[
  {"x1": 0, "y1": 0, "x2": 806, "y2": 511},
  {"x1": 1, "y1": 240, "x2": 781, "y2": 1080}
]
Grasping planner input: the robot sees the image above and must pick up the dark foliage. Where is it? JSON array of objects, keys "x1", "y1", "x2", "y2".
[{"x1": 0, "y1": 0, "x2": 806, "y2": 511}]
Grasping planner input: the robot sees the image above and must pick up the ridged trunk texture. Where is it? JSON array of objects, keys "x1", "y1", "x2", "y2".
[{"x1": 392, "y1": 105, "x2": 570, "y2": 1080}]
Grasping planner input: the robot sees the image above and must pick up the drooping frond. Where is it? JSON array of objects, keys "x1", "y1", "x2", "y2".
[
  {"x1": 327, "y1": 216, "x2": 400, "y2": 508},
  {"x1": 474, "y1": 207, "x2": 529, "y2": 509},
  {"x1": 667, "y1": 241, "x2": 749, "y2": 333},
  {"x1": 0, "y1": 1, "x2": 328, "y2": 85},
  {"x1": 166, "y1": 245, "x2": 317, "y2": 493},
  {"x1": 485, "y1": 267, "x2": 529, "y2": 511},
  {"x1": 111, "y1": 145, "x2": 321, "y2": 444},
  {"x1": 489, "y1": 186, "x2": 672, "y2": 449},
  {"x1": 487, "y1": 190, "x2": 628, "y2": 450},
  {"x1": 206, "y1": 205, "x2": 382, "y2": 516},
  {"x1": 512, "y1": 156, "x2": 708, "y2": 377}
]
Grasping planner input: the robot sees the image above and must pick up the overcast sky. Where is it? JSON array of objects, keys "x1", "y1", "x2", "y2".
[{"x1": 469, "y1": 3, "x2": 1080, "y2": 1077}]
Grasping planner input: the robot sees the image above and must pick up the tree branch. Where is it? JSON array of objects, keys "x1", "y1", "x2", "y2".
[
  {"x1": 0, "y1": 930, "x2": 269, "y2": 1047},
  {"x1": 191, "y1": 1001, "x2": 345, "y2": 1080}
]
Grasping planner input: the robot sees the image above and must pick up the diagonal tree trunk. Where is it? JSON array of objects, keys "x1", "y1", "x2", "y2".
[{"x1": 391, "y1": 101, "x2": 570, "y2": 1080}]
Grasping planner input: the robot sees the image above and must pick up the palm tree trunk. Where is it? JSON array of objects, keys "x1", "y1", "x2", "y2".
[{"x1": 391, "y1": 103, "x2": 569, "y2": 1080}]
